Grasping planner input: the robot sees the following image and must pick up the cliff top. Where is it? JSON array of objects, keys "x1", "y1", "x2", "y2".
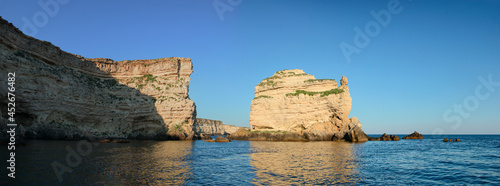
[
  {"x1": 0, "y1": 16, "x2": 192, "y2": 78},
  {"x1": 254, "y1": 69, "x2": 344, "y2": 97}
]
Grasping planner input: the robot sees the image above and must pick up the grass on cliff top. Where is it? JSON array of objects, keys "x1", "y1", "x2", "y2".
[
  {"x1": 286, "y1": 88, "x2": 344, "y2": 97},
  {"x1": 257, "y1": 80, "x2": 278, "y2": 87},
  {"x1": 253, "y1": 95, "x2": 273, "y2": 100},
  {"x1": 304, "y1": 79, "x2": 335, "y2": 83},
  {"x1": 257, "y1": 70, "x2": 311, "y2": 87}
]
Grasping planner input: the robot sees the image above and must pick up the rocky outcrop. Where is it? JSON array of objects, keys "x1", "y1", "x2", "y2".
[
  {"x1": 205, "y1": 136, "x2": 231, "y2": 142},
  {"x1": 248, "y1": 69, "x2": 368, "y2": 142},
  {"x1": 194, "y1": 118, "x2": 248, "y2": 136},
  {"x1": 402, "y1": 131, "x2": 423, "y2": 139},
  {"x1": 0, "y1": 17, "x2": 196, "y2": 140},
  {"x1": 228, "y1": 129, "x2": 309, "y2": 141},
  {"x1": 444, "y1": 138, "x2": 460, "y2": 142},
  {"x1": 368, "y1": 133, "x2": 400, "y2": 141}
]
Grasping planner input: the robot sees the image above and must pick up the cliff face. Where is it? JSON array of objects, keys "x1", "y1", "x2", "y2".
[
  {"x1": 0, "y1": 17, "x2": 196, "y2": 140},
  {"x1": 194, "y1": 118, "x2": 248, "y2": 135},
  {"x1": 248, "y1": 69, "x2": 368, "y2": 141}
]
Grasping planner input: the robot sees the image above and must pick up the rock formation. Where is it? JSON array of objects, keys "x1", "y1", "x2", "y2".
[
  {"x1": 194, "y1": 118, "x2": 248, "y2": 136},
  {"x1": 443, "y1": 138, "x2": 460, "y2": 142},
  {"x1": 368, "y1": 133, "x2": 401, "y2": 141},
  {"x1": 402, "y1": 131, "x2": 423, "y2": 139},
  {"x1": 246, "y1": 69, "x2": 368, "y2": 142},
  {"x1": 0, "y1": 17, "x2": 196, "y2": 140},
  {"x1": 205, "y1": 136, "x2": 231, "y2": 142}
]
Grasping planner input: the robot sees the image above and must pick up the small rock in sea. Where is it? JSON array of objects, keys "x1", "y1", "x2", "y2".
[
  {"x1": 215, "y1": 136, "x2": 231, "y2": 142},
  {"x1": 205, "y1": 136, "x2": 231, "y2": 142},
  {"x1": 455, "y1": 138, "x2": 460, "y2": 142},
  {"x1": 402, "y1": 131, "x2": 423, "y2": 139},
  {"x1": 113, "y1": 140, "x2": 131, "y2": 143},
  {"x1": 100, "y1": 139, "x2": 111, "y2": 143},
  {"x1": 368, "y1": 133, "x2": 400, "y2": 141},
  {"x1": 443, "y1": 138, "x2": 448, "y2": 142}
]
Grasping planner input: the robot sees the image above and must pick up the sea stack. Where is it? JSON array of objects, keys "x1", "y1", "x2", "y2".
[{"x1": 247, "y1": 69, "x2": 368, "y2": 142}]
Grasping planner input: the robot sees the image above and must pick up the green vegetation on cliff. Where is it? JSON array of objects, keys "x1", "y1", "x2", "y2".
[
  {"x1": 253, "y1": 95, "x2": 273, "y2": 100},
  {"x1": 286, "y1": 88, "x2": 344, "y2": 97},
  {"x1": 304, "y1": 79, "x2": 335, "y2": 83}
]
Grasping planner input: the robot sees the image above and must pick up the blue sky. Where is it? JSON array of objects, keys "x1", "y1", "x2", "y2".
[{"x1": 1, "y1": 0, "x2": 499, "y2": 134}]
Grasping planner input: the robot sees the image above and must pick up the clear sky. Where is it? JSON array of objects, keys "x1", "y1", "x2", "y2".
[{"x1": 1, "y1": 0, "x2": 499, "y2": 134}]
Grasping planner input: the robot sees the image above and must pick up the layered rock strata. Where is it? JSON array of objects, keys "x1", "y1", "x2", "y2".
[
  {"x1": 194, "y1": 118, "x2": 248, "y2": 136},
  {"x1": 0, "y1": 17, "x2": 196, "y2": 140},
  {"x1": 244, "y1": 69, "x2": 368, "y2": 142}
]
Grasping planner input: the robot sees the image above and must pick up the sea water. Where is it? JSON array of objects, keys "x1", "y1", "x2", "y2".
[{"x1": 1, "y1": 135, "x2": 499, "y2": 185}]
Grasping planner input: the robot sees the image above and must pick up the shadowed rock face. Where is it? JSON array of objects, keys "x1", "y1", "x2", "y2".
[
  {"x1": 248, "y1": 69, "x2": 368, "y2": 142},
  {"x1": 0, "y1": 17, "x2": 196, "y2": 140}
]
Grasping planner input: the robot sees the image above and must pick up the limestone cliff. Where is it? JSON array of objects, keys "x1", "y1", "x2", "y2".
[
  {"x1": 194, "y1": 118, "x2": 248, "y2": 135},
  {"x1": 247, "y1": 69, "x2": 368, "y2": 141},
  {"x1": 0, "y1": 17, "x2": 196, "y2": 140}
]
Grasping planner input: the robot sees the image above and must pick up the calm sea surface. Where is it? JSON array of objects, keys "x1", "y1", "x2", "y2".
[{"x1": 1, "y1": 135, "x2": 499, "y2": 185}]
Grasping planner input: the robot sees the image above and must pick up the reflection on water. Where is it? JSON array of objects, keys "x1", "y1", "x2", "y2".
[
  {"x1": 249, "y1": 141, "x2": 360, "y2": 185},
  {"x1": 1, "y1": 140, "x2": 194, "y2": 185},
  {"x1": 4, "y1": 136, "x2": 499, "y2": 185},
  {"x1": 83, "y1": 141, "x2": 194, "y2": 185}
]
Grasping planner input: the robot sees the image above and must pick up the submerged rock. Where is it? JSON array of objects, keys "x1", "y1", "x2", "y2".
[
  {"x1": 113, "y1": 140, "x2": 131, "y2": 143},
  {"x1": 402, "y1": 131, "x2": 423, "y2": 139},
  {"x1": 100, "y1": 139, "x2": 112, "y2": 143}
]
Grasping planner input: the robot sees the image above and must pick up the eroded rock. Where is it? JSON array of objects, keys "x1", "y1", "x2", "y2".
[
  {"x1": 403, "y1": 131, "x2": 423, "y2": 139},
  {"x1": 0, "y1": 17, "x2": 196, "y2": 141},
  {"x1": 248, "y1": 69, "x2": 368, "y2": 142}
]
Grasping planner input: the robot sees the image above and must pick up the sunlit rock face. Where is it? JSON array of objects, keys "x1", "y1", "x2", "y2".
[
  {"x1": 249, "y1": 69, "x2": 368, "y2": 141},
  {"x1": 0, "y1": 17, "x2": 196, "y2": 140}
]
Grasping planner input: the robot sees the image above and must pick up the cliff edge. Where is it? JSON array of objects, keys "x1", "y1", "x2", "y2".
[{"x1": 0, "y1": 17, "x2": 196, "y2": 140}]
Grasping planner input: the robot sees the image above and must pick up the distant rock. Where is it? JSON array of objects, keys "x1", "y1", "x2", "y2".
[
  {"x1": 444, "y1": 138, "x2": 461, "y2": 142},
  {"x1": 194, "y1": 118, "x2": 249, "y2": 137},
  {"x1": 113, "y1": 140, "x2": 131, "y2": 143},
  {"x1": 100, "y1": 139, "x2": 112, "y2": 143},
  {"x1": 248, "y1": 69, "x2": 368, "y2": 142},
  {"x1": 205, "y1": 136, "x2": 231, "y2": 142},
  {"x1": 403, "y1": 131, "x2": 423, "y2": 139},
  {"x1": 369, "y1": 133, "x2": 400, "y2": 141}
]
